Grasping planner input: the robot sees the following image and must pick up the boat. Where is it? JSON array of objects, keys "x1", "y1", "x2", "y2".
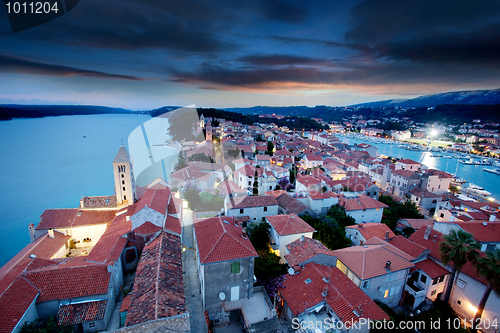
[
  {"x1": 466, "y1": 183, "x2": 491, "y2": 197},
  {"x1": 483, "y1": 168, "x2": 500, "y2": 175}
]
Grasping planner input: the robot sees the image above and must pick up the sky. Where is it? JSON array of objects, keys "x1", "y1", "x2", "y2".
[{"x1": 1, "y1": 0, "x2": 500, "y2": 110}]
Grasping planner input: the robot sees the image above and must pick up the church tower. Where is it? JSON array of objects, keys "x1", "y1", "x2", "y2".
[{"x1": 113, "y1": 144, "x2": 136, "y2": 206}]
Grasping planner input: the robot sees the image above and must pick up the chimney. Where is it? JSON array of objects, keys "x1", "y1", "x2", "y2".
[
  {"x1": 384, "y1": 231, "x2": 390, "y2": 241},
  {"x1": 242, "y1": 227, "x2": 247, "y2": 239},
  {"x1": 489, "y1": 214, "x2": 496, "y2": 222},
  {"x1": 433, "y1": 235, "x2": 437, "y2": 242},
  {"x1": 359, "y1": 223, "x2": 363, "y2": 228},
  {"x1": 48, "y1": 228, "x2": 55, "y2": 239},
  {"x1": 424, "y1": 225, "x2": 431, "y2": 240},
  {"x1": 28, "y1": 223, "x2": 36, "y2": 243},
  {"x1": 385, "y1": 260, "x2": 391, "y2": 271}
]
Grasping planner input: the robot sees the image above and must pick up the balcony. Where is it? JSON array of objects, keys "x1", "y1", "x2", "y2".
[{"x1": 405, "y1": 279, "x2": 427, "y2": 298}]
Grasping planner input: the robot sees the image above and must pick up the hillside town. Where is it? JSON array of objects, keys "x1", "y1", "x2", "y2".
[{"x1": 1, "y1": 109, "x2": 499, "y2": 333}]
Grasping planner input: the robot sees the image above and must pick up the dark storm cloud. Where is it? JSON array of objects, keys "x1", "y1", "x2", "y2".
[
  {"x1": 0, "y1": 54, "x2": 147, "y2": 80},
  {"x1": 259, "y1": 0, "x2": 307, "y2": 23},
  {"x1": 237, "y1": 54, "x2": 336, "y2": 67},
  {"x1": 266, "y1": 36, "x2": 372, "y2": 53},
  {"x1": 344, "y1": 0, "x2": 500, "y2": 65},
  {"x1": 169, "y1": 58, "x2": 500, "y2": 90}
]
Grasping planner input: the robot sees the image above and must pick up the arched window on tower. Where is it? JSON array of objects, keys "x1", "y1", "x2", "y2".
[
  {"x1": 123, "y1": 165, "x2": 126, "y2": 172},
  {"x1": 122, "y1": 180, "x2": 125, "y2": 185},
  {"x1": 124, "y1": 195, "x2": 127, "y2": 200},
  {"x1": 121, "y1": 174, "x2": 124, "y2": 178},
  {"x1": 117, "y1": 166, "x2": 121, "y2": 172},
  {"x1": 123, "y1": 187, "x2": 126, "y2": 191}
]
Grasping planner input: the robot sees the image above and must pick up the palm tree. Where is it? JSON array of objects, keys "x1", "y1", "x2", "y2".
[
  {"x1": 471, "y1": 249, "x2": 500, "y2": 333},
  {"x1": 439, "y1": 229, "x2": 479, "y2": 303}
]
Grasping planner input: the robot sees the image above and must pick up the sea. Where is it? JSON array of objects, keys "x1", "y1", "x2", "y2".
[{"x1": 339, "y1": 136, "x2": 500, "y2": 201}]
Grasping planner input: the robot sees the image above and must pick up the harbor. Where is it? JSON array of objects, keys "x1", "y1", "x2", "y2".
[{"x1": 339, "y1": 133, "x2": 500, "y2": 203}]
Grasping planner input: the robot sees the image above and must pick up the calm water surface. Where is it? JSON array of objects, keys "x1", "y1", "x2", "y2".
[{"x1": 0, "y1": 114, "x2": 150, "y2": 267}]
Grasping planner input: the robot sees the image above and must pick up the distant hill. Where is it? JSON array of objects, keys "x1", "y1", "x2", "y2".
[
  {"x1": 0, "y1": 104, "x2": 136, "y2": 121},
  {"x1": 352, "y1": 88, "x2": 500, "y2": 108}
]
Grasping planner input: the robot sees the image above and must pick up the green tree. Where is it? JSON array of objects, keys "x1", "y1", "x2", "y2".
[
  {"x1": 327, "y1": 204, "x2": 355, "y2": 227},
  {"x1": 254, "y1": 251, "x2": 288, "y2": 281},
  {"x1": 471, "y1": 249, "x2": 500, "y2": 333},
  {"x1": 248, "y1": 222, "x2": 271, "y2": 253},
  {"x1": 439, "y1": 230, "x2": 479, "y2": 303},
  {"x1": 266, "y1": 141, "x2": 274, "y2": 156},
  {"x1": 174, "y1": 151, "x2": 188, "y2": 171},
  {"x1": 449, "y1": 185, "x2": 459, "y2": 194},
  {"x1": 183, "y1": 187, "x2": 201, "y2": 211},
  {"x1": 252, "y1": 170, "x2": 259, "y2": 195},
  {"x1": 21, "y1": 317, "x2": 72, "y2": 333}
]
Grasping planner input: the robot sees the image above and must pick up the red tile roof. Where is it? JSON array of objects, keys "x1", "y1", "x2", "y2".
[
  {"x1": 134, "y1": 221, "x2": 162, "y2": 235},
  {"x1": 460, "y1": 251, "x2": 489, "y2": 285},
  {"x1": 194, "y1": 216, "x2": 257, "y2": 264},
  {"x1": 165, "y1": 215, "x2": 182, "y2": 235},
  {"x1": 398, "y1": 159, "x2": 419, "y2": 165},
  {"x1": 296, "y1": 175, "x2": 321, "y2": 186},
  {"x1": 125, "y1": 232, "x2": 186, "y2": 326},
  {"x1": 339, "y1": 194, "x2": 388, "y2": 211},
  {"x1": 0, "y1": 232, "x2": 70, "y2": 296},
  {"x1": 266, "y1": 214, "x2": 315, "y2": 236},
  {"x1": 0, "y1": 277, "x2": 39, "y2": 333},
  {"x1": 399, "y1": 219, "x2": 435, "y2": 230},
  {"x1": 408, "y1": 226, "x2": 445, "y2": 261},
  {"x1": 346, "y1": 223, "x2": 395, "y2": 241},
  {"x1": 389, "y1": 236, "x2": 427, "y2": 259},
  {"x1": 454, "y1": 221, "x2": 500, "y2": 242},
  {"x1": 280, "y1": 263, "x2": 389, "y2": 322},
  {"x1": 72, "y1": 210, "x2": 116, "y2": 227},
  {"x1": 392, "y1": 169, "x2": 416, "y2": 178},
  {"x1": 333, "y1": 243, "x2": 414, "y2": 280},
  {"x1": 58, "y1": 300, "x2": 108, "y2": 326},
  {"x1": 36, "y1": 208, "x2": 78, "y2": 230},
  {"x1": 23, "y1": 265, "x2": 110, "y2": 302},
  {"x1": 133, "y1": 184, "x2": 171, "y2": 216},
  {"x1": 274, "y1": 192, "x2": 311, "y2": 215},
  {"x1": 284, "y1": 237, "x2": 335, "y2": 267},
  {"x1": 227, "y1": 195, "x2": 278, "y2": 209},
  {"x1": 414, "y1": 259, "x2": 449, "y2": 279},
  {"x1": 86, "y1": 214, "x2": 131, "y2": 264}
]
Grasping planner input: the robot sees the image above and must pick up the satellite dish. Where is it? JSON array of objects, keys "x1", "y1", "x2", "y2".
[
  {"x1": 219, "y1": 292, "x2": 226, "y2": 300},
  {"x1": 288, "y1": 268, "x2": 295, "y2": 275}
]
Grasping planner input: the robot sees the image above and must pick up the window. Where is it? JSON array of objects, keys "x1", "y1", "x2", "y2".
[
  {"x1": 456, "y1": 279, "x2": 466, "y2": 289},
  {"x1": 431, "y1": 290, "x2": 437, "y2": 296},
  {"x1": 420, "y1": 273, "x2": 427, "y2": 284},
  {"x1": 432, "y1": 278, "x2": 438, "y2": 285},
  {"x1": 121, "y1": 174, "x2": 124, "y2": 178},
  {"x1": 88, "y1": 323, "x2": 96, "y2": 328},
  {"x1": 231, "y1": 261, "x2": 240, "y2": 274},
  {"x1": 384, "y1": 289, "x2": 389, "y2": 298},
  {"x1": 438, "y1": 276, "x2": 444, "y2": 283},
  {"x1": 122, "y1": 180, "x2": 125, "y2": 185},
  {"x1": 248, "y1": 181, "x2": 251, "y2": 186},
  {"x1": 438, "y1": 185, "x2": 441, "y2": 189},
  {"x1": 240, "y1": 209, "x2": 244, "y2": 214},
  {"x1": 440, "y1": 213, "x2": 445, "y2": 218},
  {"x1": 264, "y1": 207, "x2": 267, "y2": 212},
  {"x1": 123, "y1": 187, "x2": 126, "y2": 191},
  {"x1": 262, "y1": 217, "x2": 265, "y2": 222},
  {"x1": 124, "y1": 195, "x2": 127, "y2": 200},
  {"x1": 304, "y1": 278, "x2": 312, "y2": 284},
  {"x1": 362, "y1": 280, "x2": 369, "y2": 289}
]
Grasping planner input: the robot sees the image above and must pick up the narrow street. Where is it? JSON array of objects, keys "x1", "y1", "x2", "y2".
[{"x1": 182, "y1": 207, "x2": 207, "y2": 333}]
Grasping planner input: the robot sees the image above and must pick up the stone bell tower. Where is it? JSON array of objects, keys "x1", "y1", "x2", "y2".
[{"x1": 113, "y1": 144, "x2": 136, "y2": 206}]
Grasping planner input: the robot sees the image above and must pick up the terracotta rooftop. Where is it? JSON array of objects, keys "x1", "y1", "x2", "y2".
[
  {"x1": 399, "y1": 219, "x2": 435, "y2": 230},
  {"x1": 454, "y1": 221, "x2": 500, "y2": 243},
  {"x1": 392, "y1": 169, "x2": 417, "y2": 178},
  {"x1": 389, "y1": 235, "x2": 427, "y2": 259},
  {"x1": 134, "y1": 221, "x2": 162, "y2": 235},
  {"x1": 280, "y1": 263, "x2": 389, "y2": 322},
  {"x1": 72, "y1": 209, "x2": 116, "y2": 227},
  {"x1": 23, "y1": 265, "x2": 111, "y2": 303},
  {"x1": 227, "y1": 195, "x2": 278, "y2": 210},
  {"x1": 165, "y1": 215, "x2": 182, "y2": 235},
  {"x1": 296, "y1": 175, "x2": 321, "y2": 187},
  {"x1": 194, "y1": 216, "x2": 257, "y2": 264},
  {"x1": 409, "y1": 188, "x2": 441, "y2": 198},
  {"x1": 36, "y1": 208, "x2": 78, "y2": 230},
  {"x1": 0, "y1": 277, "x2": 39, "y2": 333},
  {"x1": 274, "y1": 192, "x2": 310, "y2": 215},
  {"x1": 86, "y1": 213, "x2": 131, "y2": 264},
  {"x1": 125, "y1": 232, "x2": 186, "y2": 326},
  {"x1": 284, "y1": 237, "x2": 335, "y2": 267},
  {"x1": 346, "y1": 223, "x2": 395, "y2": 241},
  {"x1": 266, "y1": 214, "x2": 315, "y2": 236},
  {"x1": 133, "y1": 183, "x2": 171, "y2": 216},
  {"x1": 333, "y1": 243, "x2": 414, "y2": 280},
  {"x1": 414, "y1": 259, "x2": 449, "y2": 279},
  {"x1": 339, "y1": 194, "x2": 388, "y2": 211},
  {"x1": 408, "y1": 226, "x2": 445, "y2": 261},
  {"x1": 398, "y1": 159, "x2": 419, "y2": 165},
  {"x1": 58, "y1": 300, "x2": 108, "y2": 326}
]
